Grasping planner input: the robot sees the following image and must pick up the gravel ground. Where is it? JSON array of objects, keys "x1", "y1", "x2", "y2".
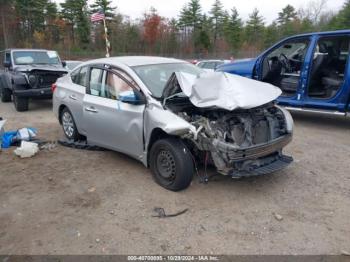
[{"x1": 0, "y1": 99, "x2": 349, "y2": 255}]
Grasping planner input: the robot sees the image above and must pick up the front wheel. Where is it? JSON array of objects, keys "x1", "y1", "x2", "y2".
[
  {"x1": 150, "y1": 138, "x2": 194, "y2": 191},
  {"x1": 0, "y1": 87, "x2": 12, "y2": 102},
  {"x1": 13, "y1": 95, "x2": 29, "y2": 112}
]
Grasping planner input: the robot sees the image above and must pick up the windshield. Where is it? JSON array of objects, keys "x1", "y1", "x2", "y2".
[
  {"x1": 133, "y1": 63, "x2": 203, "y2": 97},
  {"x1": 13, "y1": 51, "x2": 60, "y2": 65}
]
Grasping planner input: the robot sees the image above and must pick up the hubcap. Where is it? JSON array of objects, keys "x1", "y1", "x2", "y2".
[
  {"x1": 156, "y1": 150, "x2": 176, "y2": 180},
  {"x1": 62, "y1": 111, "x2": 75, "y2": 138}
]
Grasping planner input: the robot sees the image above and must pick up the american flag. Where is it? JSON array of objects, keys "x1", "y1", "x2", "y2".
[{"x1": 91, "y1": 10, "x2": 105, "y2": 22}]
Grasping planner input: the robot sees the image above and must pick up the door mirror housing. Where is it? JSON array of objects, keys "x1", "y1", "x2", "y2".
[
  {"x1": 118, "y1": 90, "x2": 145, "y2": 105},
  {"x1": 62, "y1": 61, "x2": 67, "y2": 67},
  {"x1": 3, "y1": 61, "x2": 11, "y2": 68}
]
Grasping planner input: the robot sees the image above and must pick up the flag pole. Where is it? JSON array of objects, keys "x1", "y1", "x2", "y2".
[{"x1": 103, "y1": 17, "x2": 110, "y2": 58}]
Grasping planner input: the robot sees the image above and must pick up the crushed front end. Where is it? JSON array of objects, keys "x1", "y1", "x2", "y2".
[
  {"x1": 162, "y1": 71, "x2": 293, "y2": 178},
  {"x1": 167, "y1": 101, "x2": 293, "y2": 178}
]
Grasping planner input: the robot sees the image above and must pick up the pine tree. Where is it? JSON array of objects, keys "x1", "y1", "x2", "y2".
[
  {"x1": 223, "y1": 7, "x2": 242, "y2": 54},
  {"x1": 245, "y1": 8, "x2": 265, "y2": 47},
  {"x1": 209, "y1": 0, "x2": 225, "y2": 51},
  {"x1": 60, "y1": 0, "x2": 90, "y2": 47},
  {"x1": 179, "y1": 0, "x2": 202, "y2": 52},
  {"x1": 90, "y1": 0, "x2": 116, "y2": 18},
  {"x1": 329, "y1": 0, "x2": 350, "y2": 29},
  {"x1": 277, "y1": 5, "x2": 297, "y2": 25}
]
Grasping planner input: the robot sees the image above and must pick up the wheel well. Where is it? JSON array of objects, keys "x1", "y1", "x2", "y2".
[
  {"x1": 58, "y1": 105, "x2": 67, "y2": 124},
  {"x1": 147, "y1": 128, "x2": 171, "y2": 166}
]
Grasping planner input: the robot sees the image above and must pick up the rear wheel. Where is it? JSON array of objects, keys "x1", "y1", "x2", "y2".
[
  {"x1": 13, "y1": 95, "x2": 29, "y2": 112},
  {"x1": 150, "y1": 138, "x2": 194, "y2": 191},
  {"x1": 60, "y1": 107, "x2": 80, "y2": 141},
  {"x1": 0, "y1": 87, "x2": 12, "y2": 102}
]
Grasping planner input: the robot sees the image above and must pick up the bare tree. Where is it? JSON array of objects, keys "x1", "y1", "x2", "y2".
[{"x1": 298, "y1": 0, "x2": 328, "y2": 24}]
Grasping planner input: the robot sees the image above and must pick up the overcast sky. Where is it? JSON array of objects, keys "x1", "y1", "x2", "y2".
[{"x1": 55, "y1": 0, "x2": 345, "y2": 23}]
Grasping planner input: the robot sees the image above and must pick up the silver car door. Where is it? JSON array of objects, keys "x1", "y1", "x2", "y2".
[
  {"x1": 64, "y1": 66, "x2": 88, "y2": 133},
  {"x1": 83, "y1": 66, "x2": 145, "y2": 159}
]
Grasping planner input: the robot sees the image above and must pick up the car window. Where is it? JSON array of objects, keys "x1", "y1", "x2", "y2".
[
  {"x1": 77, "y1": 66, "x2": 88, "y2": 87},
  {"x1": 12, "y1": 51, "x2": 60, "y2": 65},
  {"x1": 71, "y1": 66, "x2": 88, "y2": 87},
  {"x1": 197, "y1": 62, "x2": 204, "y2": 68},
  {"x1": 105, "y1": 71, "x2": 133, "y2": 100},
  {"x1": 202, "y1": 62, "x2": 216, "y2": 69},
  {"x1": 133, "y1": 63, "x2": 202, "y2": 97},
  {"x1": 71, "y1": 68, "x2": 80, "y2": 84},
  {"x1": 89, "y1": 68, "x2": 104, "y2": 96}
]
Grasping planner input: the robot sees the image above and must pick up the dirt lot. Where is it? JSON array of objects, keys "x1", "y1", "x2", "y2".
[{"x1": 0, "y1": 99, "x2": 349, "y2": 255}]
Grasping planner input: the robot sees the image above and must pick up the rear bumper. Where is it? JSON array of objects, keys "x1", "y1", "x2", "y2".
[{"x1": 13, "y1": 87, "x2": 52, "y2": 98}]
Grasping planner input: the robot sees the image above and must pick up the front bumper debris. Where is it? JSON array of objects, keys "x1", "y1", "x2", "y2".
[
  {"x1": 214, "y1": 134, "x2": 293, "y2": 162},
  {"x1": 230, "y1": 154, "x2": 293, "y2": 178},
  {"x1": 13, "y1": 87, "x2": 52, "y2": 98}
]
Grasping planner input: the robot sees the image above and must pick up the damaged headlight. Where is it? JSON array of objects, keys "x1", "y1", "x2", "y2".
[
  {"x1": 28, "y1": 74, "x2": 38, "y2": 88},
  {"x1": 277, "y1": 106, "x2": 294, "y2": 134}
]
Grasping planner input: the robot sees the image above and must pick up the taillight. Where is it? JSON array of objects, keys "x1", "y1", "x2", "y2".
[{"x1": 51, "y1": 83, "x2": 57, "y2": 93}]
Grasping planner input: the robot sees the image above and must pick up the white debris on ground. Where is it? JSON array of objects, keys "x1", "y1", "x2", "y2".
[{"x1": 14, "y1": 141, "x2": 39, "y2": 158}]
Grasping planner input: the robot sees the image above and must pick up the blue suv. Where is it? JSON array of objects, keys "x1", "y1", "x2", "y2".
[{"x1": 218, "y1": 30, "x2": 350, "y2": 115}]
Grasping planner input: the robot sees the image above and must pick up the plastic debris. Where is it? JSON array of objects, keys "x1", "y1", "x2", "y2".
[
  {"x1": 14, "y1": 141, "x2": 39, "y2": 158},
  {"x1": 152, "y1": 207, "x2": 188, "y2": 218},
  {"x1": 1, "y1": 127, "x2": 37, "y2": 149},
  {"x1": 39, "y1": 141, "x2": 57, "y2": 151},
  {"x1": 0, "y1": 119, "x2": 6, "y2": 151}
]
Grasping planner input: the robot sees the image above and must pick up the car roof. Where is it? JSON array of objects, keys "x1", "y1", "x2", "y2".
[
  {"x1": 285, "y1": 29, "x2": 350, "y2": 39},
  {"x1": 6, "y1": 48, "x2": 56, "y2": 52},
  {"x1": 86, "y1": 56, "x2": 185, "y2": 67},
  {"x1": 198, "y1": 60, "x2": 223, "y2": 63}
]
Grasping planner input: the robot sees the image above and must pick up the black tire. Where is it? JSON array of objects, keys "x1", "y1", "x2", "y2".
[
  {"x1": 0, "y1": 87, "x2": 12, "y2": 102},
  {"x1": 13, "y1": 95, "x2": 29, "y2": 112},
  {"x1": 150, "y1": 138, "x2": 194, "y2": 191},
  {"x1": 60, "y1": 107, "x2": 80, "y2": 141}
]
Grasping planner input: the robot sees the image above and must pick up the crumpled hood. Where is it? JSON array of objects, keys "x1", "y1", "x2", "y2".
[
  {"x1": 14, "y1": 64, "x2": 68, "y2": 73},
  {"x1": 165, "y1": 71, "x2": 282, "y2": 111}
]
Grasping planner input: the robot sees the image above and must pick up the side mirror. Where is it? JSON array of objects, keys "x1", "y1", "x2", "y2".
[
  {"x1": 3, "y1": 61, "x2": 11, "y2": 68},
  {"x1": 62, "y1": 61, "x2": 67, "y2": 67},
  {"x1": 118, "y1": 90, "x2": 145, "y2": 105}
]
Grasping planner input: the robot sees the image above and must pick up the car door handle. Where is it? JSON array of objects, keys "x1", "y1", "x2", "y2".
[
  {"x1": 84, "y1": 106, "x2": 98, "y2": 113},
  {"x1": 69, "y1": 95, "x2": 77, "y2": 100}
]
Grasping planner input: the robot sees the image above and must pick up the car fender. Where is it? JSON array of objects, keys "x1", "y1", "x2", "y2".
[
  {"x1": 12, "y1": 73, "x2": 28, "y2": 86},
  {"x1": 142, "y1": 101, "x2": 196, "y2": 166},
  {"x1": 0, "y1": 72, "x2": 12, "y2": 90}
]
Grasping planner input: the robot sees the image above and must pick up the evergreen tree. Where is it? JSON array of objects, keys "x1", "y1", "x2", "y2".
[
  {"x1": 179, "y1": 0, "x2": 202, "y2": 52},
  {"x1": 277, "y1": 5, "x2": 297, "y2": 25},
  {"x1": 245, "y1": 8, "x2": 265, "y2": 46},
  {"x1": 90, "y1": 0, "x2": 116, "y2": 18},
  {"x1": 329, "y1": 0, "x2": 350, "y2": 29},
  {"x1": 14, "y1": 0, "x2": 49, "y2": 43},
  {"x1": 196, "y1": 14, "x2": 211, "y2": 52},
  {"x1": 60, "y1": 0, "x2": 90, "y2": 47},
  {"x1": 223, "y1": 7, "x2": 242, "y2": 54},
  {"x1": 209, "y1": 0, "x2": 225, "y2": 50},
  {"x1": 264, "y1": 22, "x2": 279, "y2": 48}
]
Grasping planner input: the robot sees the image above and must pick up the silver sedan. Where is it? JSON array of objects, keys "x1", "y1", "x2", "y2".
[{"x1": 53, "y1": 56, "x2": 294, "y2": 191}]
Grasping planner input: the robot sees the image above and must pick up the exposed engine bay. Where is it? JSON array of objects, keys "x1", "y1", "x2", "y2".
[{"x1": 165, "y1": 96, "x2": 293, "y2": 177}]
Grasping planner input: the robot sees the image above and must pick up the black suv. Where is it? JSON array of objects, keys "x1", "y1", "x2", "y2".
[{"x1": 0, "y1": 49, "x2": 68, "y2": 111}]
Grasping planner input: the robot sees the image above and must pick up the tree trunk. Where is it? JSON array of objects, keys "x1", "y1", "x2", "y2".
[{"x1": 1, "y1": 8, "x2": 8, "y2": 48}]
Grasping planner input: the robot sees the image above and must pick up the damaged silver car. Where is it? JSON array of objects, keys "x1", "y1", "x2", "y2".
[{"x1": 53, "y1": 56, "x2": 293, "y2": 191}]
